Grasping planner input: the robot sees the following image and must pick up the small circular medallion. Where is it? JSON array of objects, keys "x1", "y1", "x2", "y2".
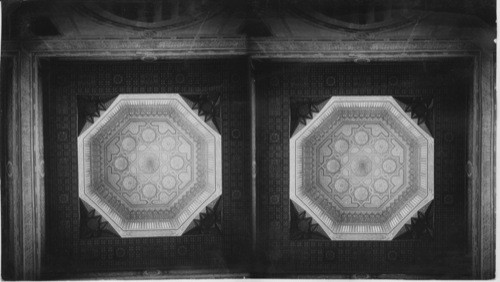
[
  {"x1": 382, "y1": 159, "x2": 397, "y2": 173},
  {"x1": 354, "y1": 131, "x2": 369, "y2": 145},
  {"x1": 142, "y1": 128, "x2": 157, "y2": 142},
  {"x1": 123, "y1": 176, "x2": 137, "y2": 191},
  {"x1": 170, "y1": 156, "x2": 184, "y2": 170},
  {"x1": 122, "y1": 137, "x2": 136, "y2": 151},
  {"x1": 373, "y1": 178, "x2": 389, "y2": 193},
  {"x1": 142, "y1": 184, "x2": 157, "y2": 198},
  {"x1": 354, "y1": 187, "x2": 369, "y2": 201},
  {"x1": 175, "y1": 74, "x2": 185, "y2": 84},
  {"x1": 334, "y1": 139, "x2": 349, "y2": 153},
  {"x1": 326, "y1": 159, "x2": 340, "y2": 173},
  {"x1": 115, "y1": 247, "x2": 126, "y2": 258},
  {"x1": 113, "y1": 74, "x2": 123, "y2": 85},
  {"x1": 162, "y1": 176, "x2": 176, "y2": 190},
  {"x1": 325, "y1": 75, "x2": 336, "y2": 86},
  {"x1": 114, "y1": 157, "x2": 128, "y2": 171},
  {"x1": 231, "y1": 129, "x2": 241, "y2": 139},
  {"x1": 334, "y1": 178, "x2": 349, "y2": 193}
]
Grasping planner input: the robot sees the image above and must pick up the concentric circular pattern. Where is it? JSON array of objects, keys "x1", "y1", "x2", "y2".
[
  {"x1": 290, "y1": 96, "x2": 434, "y2": 240},
  {"x1": 78, "y1": 94, "x2": 222, "y2": 238}
]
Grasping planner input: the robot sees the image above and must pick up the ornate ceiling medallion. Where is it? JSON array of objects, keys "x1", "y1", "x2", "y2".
[
  {"x1": 78, "y1": 94, "x2": 222, "y2": 238},
  {"x1": 290, "y1": 96, "x2": 434, "y2": 240},
  {"x1": 80, "y1": 0, "x2": 222, "y2": 30}
]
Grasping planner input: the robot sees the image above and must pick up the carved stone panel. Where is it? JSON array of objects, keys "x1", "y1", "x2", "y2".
[
  {"x1": 290, "y1": 96, "x2": 434, "y2": 240},
  {"x1": 78, "y1": 94, "x2": 222, "y2": 238}
]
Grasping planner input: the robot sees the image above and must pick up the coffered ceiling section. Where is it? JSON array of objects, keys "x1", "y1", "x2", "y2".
[
  {"x1": 78, "y1": 94, "x2": 222, "y2": 238},
  {"x1": 290, "y1": 96, "x2": 434, "y2": 240}
]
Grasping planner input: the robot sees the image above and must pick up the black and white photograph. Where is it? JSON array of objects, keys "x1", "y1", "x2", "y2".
[{"x1": 0, "y1": 0, "x2": 496, "y2": 279}]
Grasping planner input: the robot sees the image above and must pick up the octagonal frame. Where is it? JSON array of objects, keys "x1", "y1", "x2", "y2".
[
  {"x1": 78, "y1": 93, "x2": 222, "y2": 238},
  {"x1": 290, "y1": 96, "x2": 434, "y2": 240}
]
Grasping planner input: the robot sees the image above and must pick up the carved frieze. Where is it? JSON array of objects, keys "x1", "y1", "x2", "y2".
[
  {"x1": 78, "y1": 94, "x2": 222, "y2": 237},
  {"x1": 290, "y1": 96, "x2": 434, "y2": 240}
]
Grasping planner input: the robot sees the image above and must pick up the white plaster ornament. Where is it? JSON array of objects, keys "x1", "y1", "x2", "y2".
[
  {"x1": 290, "y1": 96, "x2": 434, "y2": 240},
  {"x1": 78, "y1": 94, "x2": 222, "y2": 238}
]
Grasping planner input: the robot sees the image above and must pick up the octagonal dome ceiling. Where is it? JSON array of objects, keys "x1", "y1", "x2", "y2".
[
  {"x1": 78, "y1": 94, "x2": 221, "y2": 238},
  {"x1": 290, "y1": 96, "x2": 434, "y2": 240}
]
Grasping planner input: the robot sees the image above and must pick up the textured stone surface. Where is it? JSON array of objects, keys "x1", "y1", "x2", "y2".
[
  {"x1": 78, "y1": 94, "x2": 221, "y2": 237},
  {"x1": 290, "y1": 96, "x2": 434, "y2": 240}
]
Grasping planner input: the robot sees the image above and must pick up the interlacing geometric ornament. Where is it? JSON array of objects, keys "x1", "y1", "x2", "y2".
[
  {"x1": 290, "y1": 96, "x2": 434, "y2": 240},
  {"x1": 395, "y1": 96, "x2": 434, "y2": 136},
  {"x1": 78, "y1": 94, "x2": 222, "y2": 237},
  {"x1": 290, "y1": 201, "x2": 329, "y2": 240},
  {"x1": 77, "y1": 95, "x2": 117, "y2": 134},
  {"x1": 185, "y1": 92, "x2": 222, "y2": 133},
  {"x1": 290, "y1": 98, "x2": 329, "y2": 135},
  {"x1": 184, "y1": 197, "x2": 222, "y2": 235}
]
